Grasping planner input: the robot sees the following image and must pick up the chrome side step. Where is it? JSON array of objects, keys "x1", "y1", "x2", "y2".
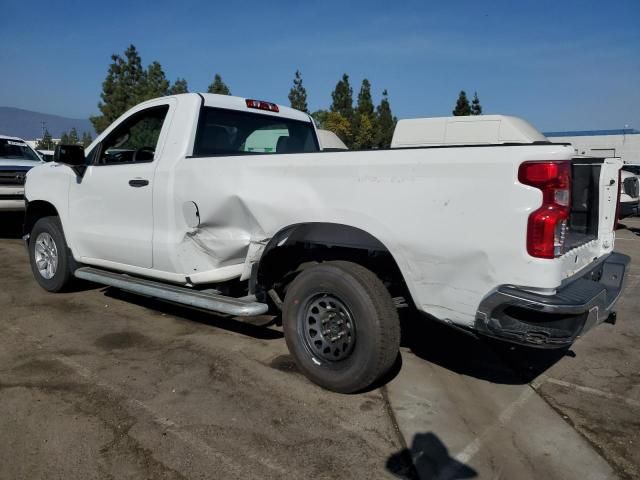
[{"x1": 74, "y1": 267, "x2": 268, "y2": 317}]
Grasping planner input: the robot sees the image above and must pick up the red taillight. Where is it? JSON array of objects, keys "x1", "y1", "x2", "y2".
[
  {"x1": 518, "y1": 161, "x2": 571, "y2": 259},
  {"x1": 246, "y1": 99, "x2": 279, "y2": 112}
]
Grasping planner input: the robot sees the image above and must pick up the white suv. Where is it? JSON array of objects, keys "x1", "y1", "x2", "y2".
[{"x1": 0, "y1": 135, "x2": 43, "y2": 211}]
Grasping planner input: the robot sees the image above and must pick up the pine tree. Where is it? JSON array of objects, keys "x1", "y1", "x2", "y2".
[
  {"x1": 356, "y1": 79, "x2": 375, "y2": 119},
  {"x1": 288, "y1": 70, "x2": 309, "y2": 113},
  {"x1": 90, "y1": 45, "x2": 147, "y2": 134},
  {"x1": 330, "y1": 74, "x2": 354, "y2": 123},
  {"x1": 452, "y1": 90, "x2": 472, "y2": 116},
  {"x1": 142, "y1": 61, "x2": 169, "y2": 99},
  {"x1": 471, "y1": 92, "x2": 482, "y2": 115},
  {"x1": 81, "y1": 132, "x2": 93, "y2": 147},
  {"x1": 68, "y1": 128, "x2": 80, "y2": 145},
  {"x1": 36, "y1": 129, "x2": 53, "y2": 150},
  {"x1": 207, "y1": 74, "x2": 231, "y2": 95},
  {"x1": 376, "y1": 89, "x2": 397, "y2": 148},
  {"x1": 59, "y1": 132, "x2": 70, "y2": 145},
  {"x1": 353, "y1": 79, "x2": 378, "y2": 148},
  {"x1": 168, "y1": 78, "x2": 189, "y2": 94}
]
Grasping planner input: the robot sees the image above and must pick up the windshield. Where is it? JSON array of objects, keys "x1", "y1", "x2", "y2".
[{"x1": 0, "y1": 139, "x2": 40, "y2": 161}]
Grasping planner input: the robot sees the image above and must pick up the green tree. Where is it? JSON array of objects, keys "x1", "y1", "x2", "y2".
[
  {"x1": 471, "y1": 92, "x2": 482, "y2": 115},
  {"x1": 353, "y1": 114, "x2": 375, "y2": 150},
  {"x1": 81, "y1": 132, "x2": 93, "y2": 147},
  {"x1": 288, "y1": 70, "x2": 309, "y2": 113},
  {"x1": 142, "y1": 61, "x2": 169, "y2": 98},
  {"x1": 324, "y1": 111, "x2": 351, "y2": 145},
  {"x1": 59, "y1": 128, "x2": 80, "y2": 145},
  {"x1": 36, "y1": 129, "x2": 53, "y2": 150},
  {"x1": 311, "y1": 109, "x2": 329, "y2": 129},
  {"x1": 168, "y1": 78, "x2": 189, "y2": 94},
  {"x1": 376, "y1": 89, "x2": 397, "y2": 148},
  {"x1": 207, "y1": 74, "x2": 231, "y2": 95},
  {"x1": 353, "y1": 79, "x2": 378, "y2": 149},
  {"x1": 330, "y1": 74, "x2": 354, "y2": 123},
  {"x1": 90, "y1": 45, "x2": 147, "y2": 134},
  {"x1": 452, "y1": 90, "x2": 472, "y2": 116},
  {"x1": 68, "y1": 128, "x2": 80, "y2": 144},
  {"x1": 356, "y1": 79, "x2": 375, "y2": 120}
]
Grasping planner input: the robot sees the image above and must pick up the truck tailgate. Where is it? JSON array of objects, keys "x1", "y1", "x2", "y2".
[{"x1": 559, "y1": 157, "x2": 621, "y2": 280}]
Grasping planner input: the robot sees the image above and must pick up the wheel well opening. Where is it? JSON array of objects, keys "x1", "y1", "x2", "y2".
[
  {"x1": 256, "y1": 224, "x2": 412, "y2": 308},
  {"x1": 24, "y1": 201, "x2": 59, "y2": 237}
]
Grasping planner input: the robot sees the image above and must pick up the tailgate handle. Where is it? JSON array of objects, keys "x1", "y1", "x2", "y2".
[{"x1": 129, "y1": 179, "x2": 149, "y2": 188}]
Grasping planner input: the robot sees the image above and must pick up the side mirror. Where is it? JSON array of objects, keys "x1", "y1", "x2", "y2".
[{"x1": 54, "y1": 144, "x2": 86, "y2": 176}]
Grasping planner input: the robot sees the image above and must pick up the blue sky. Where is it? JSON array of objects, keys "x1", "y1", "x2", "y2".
[{"x1": 1, "y1": 0, "x2": 638, "y2": 131}]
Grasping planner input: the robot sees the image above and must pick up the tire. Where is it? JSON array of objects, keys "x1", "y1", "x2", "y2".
[
  {"x1": 29, "y1": 216, "x2": 76, "y2": 292},
  {"x1": 282, "y1": 261, "x2": 400, "y2": 393}
]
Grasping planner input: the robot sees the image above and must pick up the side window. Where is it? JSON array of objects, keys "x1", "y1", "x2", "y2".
[{"x1": 96, "y1": 105, "x2": 169, "y2": 165}]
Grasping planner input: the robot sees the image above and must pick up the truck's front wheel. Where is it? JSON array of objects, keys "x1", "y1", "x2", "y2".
[
  {"x1": 29, "y1": 216, "x2": 76, "y2": 292},
  {"x1": 282, "y1": 261, "x2": 400, "y2": 393}
]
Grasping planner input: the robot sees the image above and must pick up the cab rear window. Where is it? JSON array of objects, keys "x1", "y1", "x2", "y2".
[{"x1": 193, "y1": 107, "x2": 318, "y2": 156}]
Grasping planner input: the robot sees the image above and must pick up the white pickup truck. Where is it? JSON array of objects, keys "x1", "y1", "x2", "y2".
[{"x1": 24, "y1": 93, "x2": 630, "y2": 392}]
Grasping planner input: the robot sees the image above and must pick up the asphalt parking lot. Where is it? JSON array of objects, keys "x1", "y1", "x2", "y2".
[{"x1": 0, "y1": 212, "x2": 638, "y2": 480}]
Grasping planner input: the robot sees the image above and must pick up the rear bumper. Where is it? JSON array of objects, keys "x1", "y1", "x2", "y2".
[{"x1": 475, "y1": 252, "x2": 630, "y2": 348}]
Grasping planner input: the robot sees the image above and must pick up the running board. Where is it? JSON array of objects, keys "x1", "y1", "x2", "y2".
[{"x1": 74, "y1": 267, "x2": 268, "y2": 317}]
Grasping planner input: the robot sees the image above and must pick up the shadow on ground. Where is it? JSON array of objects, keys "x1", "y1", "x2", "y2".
[
  {"x1": 103, "y1": 287, "x2": 283, "y2": 341},
  {"x1": 618, "y1": 220, "x2": 640, "y2": 236},
  {"x1": 0, "y1": 212, "x2": 24, "y2": 239},
  {"x1": 99, "y1": 283, "x2": 568, "y2": 386},
  {"x1": 386, "y1": 432, "x2": 477, "y2": 480},
  {"x1": 400, "y1": 310, "x2": 570, "y2": 385},
  {"x1": 102, "y1": 285, "x2": 566, "y2": 387}
]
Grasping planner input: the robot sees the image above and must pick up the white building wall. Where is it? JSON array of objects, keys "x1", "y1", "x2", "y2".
[{"x1": 546, "y1": 133, "x2": 640, "y2": 164}]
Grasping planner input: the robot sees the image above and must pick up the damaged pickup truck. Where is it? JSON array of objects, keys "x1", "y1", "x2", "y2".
[{"x1": 24, "y1": 93, "x2": 630, "y2": 392}]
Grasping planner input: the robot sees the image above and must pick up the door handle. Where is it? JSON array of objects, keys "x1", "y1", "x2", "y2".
[{"x1": 129, "y1": 179, "x2": 149, "y2": 187}]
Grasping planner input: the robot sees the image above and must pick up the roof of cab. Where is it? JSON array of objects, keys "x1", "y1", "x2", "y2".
[{"x1": 195, "y1": 93, "x2": 312, "y2": 123}]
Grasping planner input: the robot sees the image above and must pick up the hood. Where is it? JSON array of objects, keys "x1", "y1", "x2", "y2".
[{"x1": 0, "y1": 158, "x2": 43, "y2": 169}]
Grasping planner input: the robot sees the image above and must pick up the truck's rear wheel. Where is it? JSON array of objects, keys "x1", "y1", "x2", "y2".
[
  {"x1": 29, "y1": 216, "x2": 75, "y2": 292},
  {"x1": 282, "y1": 261, "x2": 400, "y2": 393}
]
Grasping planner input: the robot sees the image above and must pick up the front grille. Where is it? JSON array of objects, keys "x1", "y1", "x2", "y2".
[
  {"x1": 0, "y1": 169, "x2": 29, "y2": 186},
  {"x1": 623, "y1": 177, "x2": 639, "y2": 198}
]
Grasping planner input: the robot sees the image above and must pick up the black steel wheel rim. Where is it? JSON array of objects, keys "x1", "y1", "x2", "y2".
[{"x1": 299, "y1": 293, "x2": 356, "y2": 362}]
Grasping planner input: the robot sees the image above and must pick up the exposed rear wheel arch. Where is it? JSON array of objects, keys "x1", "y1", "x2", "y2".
[{"x1": 255, "y1": 223, "x2": 411, "y2": 308}]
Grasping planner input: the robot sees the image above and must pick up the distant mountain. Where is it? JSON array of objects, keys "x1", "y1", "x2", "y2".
[{"x1": 0, "y1": 107, "x2": 95, "y2": 140}]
